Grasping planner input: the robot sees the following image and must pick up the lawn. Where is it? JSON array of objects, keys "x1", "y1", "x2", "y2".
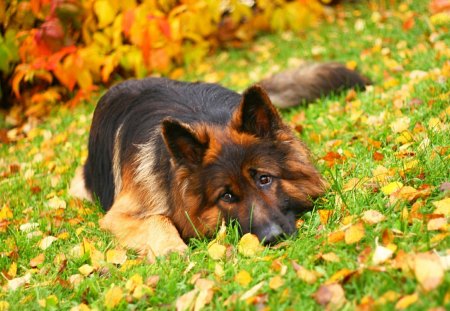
[{"x1": 1, "y1": 0, "x2": 449, "y2": 310}]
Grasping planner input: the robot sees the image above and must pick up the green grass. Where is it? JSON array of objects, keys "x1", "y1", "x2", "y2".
[{"x1": 1, "y1": 0, "x2": 449, "y2": 310}]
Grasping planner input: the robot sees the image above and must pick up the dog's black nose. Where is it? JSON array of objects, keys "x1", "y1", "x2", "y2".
[{"x1": 256, "y1": 223, "x2": 284, "y2": 244}]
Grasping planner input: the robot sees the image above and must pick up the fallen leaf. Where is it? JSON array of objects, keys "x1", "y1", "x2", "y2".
[
  {"x1": 104, "y1": 285, "x2": 123, "y2": 309},
  {"x1": 427, "y1": 217, "x2": 447, "y2": 231},
  {"x1": 318, "y1": 210, "x2": 334, "y2": 225},
  {"x1": 176, "y1": 289, "x2": 197, "y2": 311},
  {"x1": 269, "y1": 275, "x2": 284, "y2": 290},
  {"x1": 433, "y1": 198, "x2": 450, "y2": 216},
  {"x1": 8, "y1": 273, "x2": 31, "y2": 291},
  {"x1": 296, "y1": 266, "x2": 322, "y2": 284},
  {"x1": 240, "y1": 281, "x2": 265, "y2": 301},
  {"x1": 38, "y1": 236, "x2": 58, "y2": 250},
  {"x1": 381, "y1": 182, "x2": 404, "y2": 195},
  {"x1": 345, "y1": 222, "x2": 365, "y2": 244},
  {"x1": 414, "y1": 252, "x2": 444, "y2": 292},
  {"x1": 327, "y1": 268, "x2": 355, "y2": 284},
  {"x1": 207, "y1": 242, "x2": 226, "y2": 260},
  {"x1": 438, "y1": 182, "x2": 450, "y2": 192},
  {"x1": 47, "y1": 196, "x2": 67, "y2": 209},
  {"x1": 372, "y1": 243, "x2": 394, "y2": 265},
  {"x1": 326, "y1": 229, "x2": 344, "y2": 244},
  {"x1": 362, "y1": 210, "x2": 386, "y2": 225},
  {"x1": 395, "y1": 293, "x2": 418, "y2": 310},
  {"x1": 313, "y1": 283, "x2": 346, "y2": 309},
  {"x1": 235, "y1": 270, "x2": 252, "y2": 287},
  {"x1": 70, "y1": 303, "x2": 91, "y2": 311},
  {"x1": 78, "y1": 264, "x2": 94, "y2": 276},
  {"x1": 321, "y1": 252, "x2": 340, "y2": 263},
  {"x1": 106, "y1": 249, "x2": 127, "y2": 265},
  {"x1": 390, "y1": 116, "x2": 410, "y2": 133},
  {"x1": 30, "y1": 253, "x2": 45, "y2": 268},
  {"x1": 237, "y1": 233, "x2": 263, "y2": 257}
]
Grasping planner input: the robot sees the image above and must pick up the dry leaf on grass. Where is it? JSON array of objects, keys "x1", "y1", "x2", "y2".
[
  {"x1": 413, "y1": 252, "x2": 444, "y2": 292},
  {"x1": 345, "y1": 222, "x2": 365, "y2": 244},
  {"x1": 237, "y1": 233, "x2": 263, "y2": 257},
  {"x1": 362, "y1": 210, "x2": 386, "y2": 225},
  {"x1": 313, "y1": 283, "x2": 346, "y2": 310},
  {"x1": 104, "y1": 285, "x2": 123, "y2": 309},
  {"x1": 106, "y1": 249, "x2": 127, "y2": 265}
]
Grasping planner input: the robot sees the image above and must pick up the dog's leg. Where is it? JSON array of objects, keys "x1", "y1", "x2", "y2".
[
  {"x1": 99, "y1": 192, "x2": 188, "y2": 262},
  {"x1": 69, "y1": 167, "x2": 93, "y2": 201}
]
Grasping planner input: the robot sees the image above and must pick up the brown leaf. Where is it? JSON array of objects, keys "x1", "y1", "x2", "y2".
[
  {"x1": 30, "y1": 253, "x2": 45, "y2": 268},
  {"x1": 313, "y1": 283, "x2": 346, "y2": 309}
]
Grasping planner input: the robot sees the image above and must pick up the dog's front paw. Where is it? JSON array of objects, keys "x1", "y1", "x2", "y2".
[{"x1": 146, "y1": 239, "x2": 188, "y2": 263}]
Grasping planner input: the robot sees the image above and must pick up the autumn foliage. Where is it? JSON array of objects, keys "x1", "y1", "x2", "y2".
[{"x1": 0, "y1": 0, "x2": 324, "y2": 119}]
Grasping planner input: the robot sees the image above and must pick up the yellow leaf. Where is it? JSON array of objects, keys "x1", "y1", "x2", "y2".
[
  {"x1": 235, "y1": 270, "x2": 252, "y2": 287},
  {"x1": 106, "y1": 249, "x2": 127, "y2": 265},
  {"x1": 104, "y1": 285, "x2": 123, "y2": 309},
  {"x1": 239, "y1": 281, "x2": 265, "y2": 301},
  {"x1": 70, "y1": 303, "x2": 91, "y2": 311},
  {"x1": 381, "y1": 182, "x2": 404, "y2": 195},
  {"x1": 0, "y1": 204, "x2": 13, "y2": 220},
  {"x1": 207, "y1": 242, "x2": 226, "y2": 260},
  {"x1": 269, "y1": 275, "x2": 284, "y2": 290},
  {"x1": 414, "y1": 253, "x2": 444, "y2": 292},
  {"x1": 78, "y1": 264, "x2": 94, "y2": 276},
  {"x1": 345, "y1": 222, "x2": 365, "y2": 244},
  {"x1": 125, "y1": 274, "x2": 143, "y2": 293},
  {"x1": 237, "y1": 233, "x2": 263, "y2": 257},
  {"x1": 94, "y1": 0, "x2": 118, "y2": 29},
  {"x1": 433, "y1": 198, "x2": 450, "y2": 216},
  {"x1": 0, "y1": 301, "x2": 10, "y2": 311},
  {"x1": 362, "y1": 210, "x2": 386, "y2": 225},
  {"x1": 7, "y1": 262, "x2": 17, "y2": 278},
  {"x1": 327, "y1": 268, "x2": 354, "y2": 284},
  {"x1": 395, "y1": 293, "x2": 418, "y2": 310}
]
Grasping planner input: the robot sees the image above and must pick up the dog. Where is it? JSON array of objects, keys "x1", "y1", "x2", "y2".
[{"x1": 70, "y1": 62, "x2": 368, "y2": 260}]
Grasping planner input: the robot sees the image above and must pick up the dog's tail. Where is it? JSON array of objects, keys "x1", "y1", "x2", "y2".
[{"x1": 258, "y1": 62, "x2": 370, "y2": 108}]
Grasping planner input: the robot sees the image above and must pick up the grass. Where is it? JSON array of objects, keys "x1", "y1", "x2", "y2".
[{"x1": 1, "y1": 0, "x2": 449, "y2": 310}]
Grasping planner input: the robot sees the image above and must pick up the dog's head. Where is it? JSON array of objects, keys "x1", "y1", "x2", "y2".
[{"x1": 162, "y1": 86, "x2": 326, "y2": 243}]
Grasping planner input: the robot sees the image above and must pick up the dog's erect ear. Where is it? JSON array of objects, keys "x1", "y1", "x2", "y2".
[
  {"x1": 162, "y1": 118, "x2": 208, "y2": 166},
  {"x1": 232, "y1": 85, "x2": 282, "y2": 138}
]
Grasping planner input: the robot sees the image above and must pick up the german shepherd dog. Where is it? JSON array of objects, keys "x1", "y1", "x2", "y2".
[{"x1": 70, "y1": 63, "x2": 368, "y2": 260}]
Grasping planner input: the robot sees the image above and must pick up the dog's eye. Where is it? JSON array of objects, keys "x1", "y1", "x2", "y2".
[
  {"x1": 258, "y1": 175, "x2": 272, "y2": 186},
  {"x1": 220, "y1": 192, "x2": 235, "y2": 203}
]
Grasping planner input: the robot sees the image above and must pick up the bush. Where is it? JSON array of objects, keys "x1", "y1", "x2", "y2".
[{"x1": 0, "y1": 0, "x2": 324, "y2": 120}]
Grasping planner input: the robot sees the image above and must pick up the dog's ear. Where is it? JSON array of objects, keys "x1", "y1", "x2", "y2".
[
  {"x1": 232, "y1": 85, "x2": 282, "y2": 138},
  {"x1": 162, "y1": 118, "x2": 208, "y2": 166}
]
